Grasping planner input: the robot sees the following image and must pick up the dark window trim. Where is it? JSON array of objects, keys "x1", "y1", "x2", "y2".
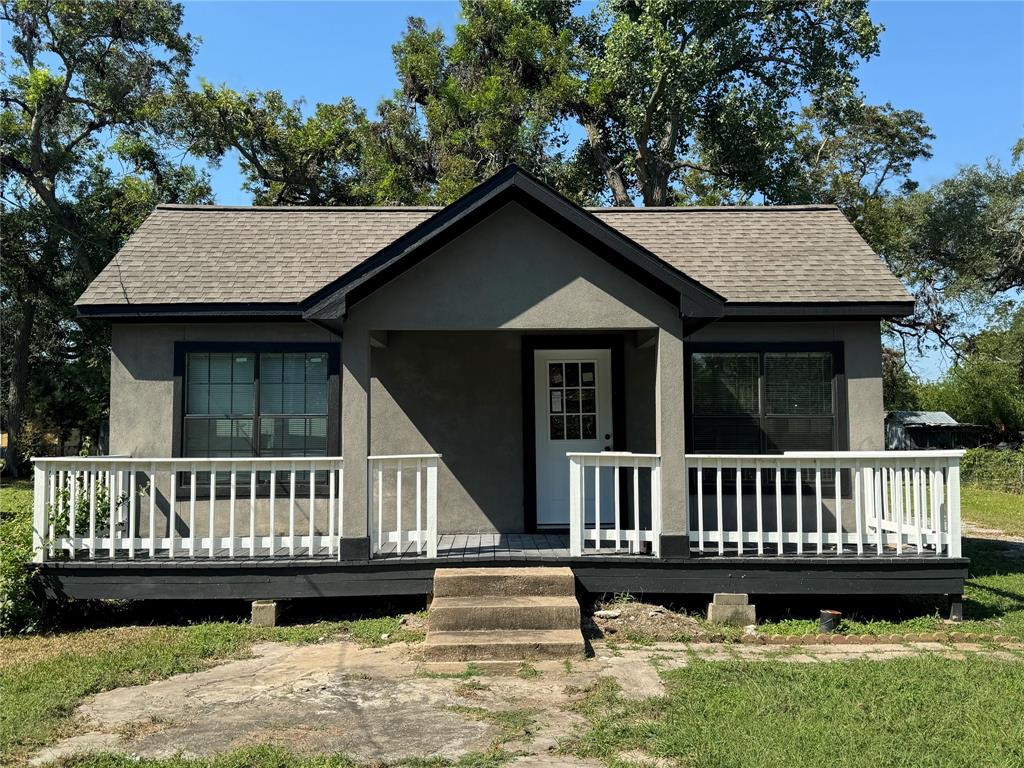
[
  {"x1": 172, "y1": 341, "x2": 340, "y2": 496},
  {"x1": 684, "y1": 341, "x2": 849, "y2": 454}
]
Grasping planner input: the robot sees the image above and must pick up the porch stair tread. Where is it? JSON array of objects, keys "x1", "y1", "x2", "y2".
[
  {"x1": 421, "y1": 629, "x2": 585, "y2": 661},
  {"x1": 426, "y1": 566, "x2": 584, "y2": 661},
  {"x1": 429, "y1": 595, "x2": 581, "y2": 632}
]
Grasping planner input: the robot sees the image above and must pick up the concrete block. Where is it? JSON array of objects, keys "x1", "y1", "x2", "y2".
[
  {"x1": 251, "y1": 600, "x2": 279, "y2": 627},
  {"x1": 707, "y1": 602, "x2": 756, "y2": 627},
  {"x1": 712, "y1": 593, "x2": 749, "y2": 606}
]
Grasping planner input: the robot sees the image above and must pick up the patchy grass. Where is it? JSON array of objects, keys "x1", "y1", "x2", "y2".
[
  {"x1": 448, "y1": 706, "x2": 538, "y2": 745},
  {"x1": 566, "y1": 657, "x2": 1024, "y2": 768},
  {"x1": 0, "y1": 618, "x2": 423, "y2": 765},
  {"x1": 756, "y1": 536, "x2": 1024, "y2": 639},
  {"x1": 962, "y1": 485, "x2": 1024, "y2": 536},
  {"x1": 50, "y1": 745, "x2": 510, "y2": 768}
]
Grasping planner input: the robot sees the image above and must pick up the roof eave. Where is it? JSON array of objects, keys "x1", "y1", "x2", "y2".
[
  {"x1": 76, "y1": 302, "x2": 306, "y2": 320},
  {"x1": 721, "y1": 300, "x2": 915, "y2": 319}
]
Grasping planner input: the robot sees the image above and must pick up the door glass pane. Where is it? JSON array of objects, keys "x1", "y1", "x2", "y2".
[{"x1": 547, "y1": 359, "x2": 599, "y2": 441}]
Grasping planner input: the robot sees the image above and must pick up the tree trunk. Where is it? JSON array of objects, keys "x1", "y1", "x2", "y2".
[
  {"x1": 7, "y1": 298, "x2": 36, "y2": 479},
  {"x1": 583, "y1": 122, "x2": 634, "y2": 207}
]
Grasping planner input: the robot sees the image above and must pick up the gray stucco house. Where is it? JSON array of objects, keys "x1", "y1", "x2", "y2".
[{"x1": 32, "y1": 165, "x2": 967, "y2": 611}]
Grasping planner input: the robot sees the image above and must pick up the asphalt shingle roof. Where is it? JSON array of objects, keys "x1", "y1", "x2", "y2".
[{"x1": 76, "y1": 203, "x2": 911, "y2": 309}]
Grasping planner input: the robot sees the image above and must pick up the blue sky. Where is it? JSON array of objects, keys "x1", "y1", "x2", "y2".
[
  {"x1": 183, "y1": 0, "x2": 1023, "y2": 205},
  {"x1": 179, "y1": 0, "x2": 1022, "y2": 379}
]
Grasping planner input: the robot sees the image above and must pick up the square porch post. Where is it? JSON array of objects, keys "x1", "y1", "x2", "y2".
[
  {"x1": 656, "y1": 324, "x2": 689, "y2": 558},
  {"x1": 340, "y1": 323, "x2": 371, "y2": 559}
]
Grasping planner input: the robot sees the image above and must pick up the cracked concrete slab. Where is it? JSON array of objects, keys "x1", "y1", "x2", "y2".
[{"x1": 29, "y1": 637, "x2": 1024, "y2": 766}]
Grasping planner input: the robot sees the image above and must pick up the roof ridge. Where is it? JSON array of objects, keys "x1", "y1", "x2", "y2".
[
  {"x1": 155, "y1": 204, "x2": 444, "y2": 212},
  {"x1": 154, "y1": 203, "x2": 839, "y2": 213},
  {"x1": 588, "y1": 204, "x2": 839, "y2": 212}
]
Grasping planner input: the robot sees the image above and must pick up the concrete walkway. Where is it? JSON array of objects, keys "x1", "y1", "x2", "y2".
[{"x1": 29, "y1": 636, "x2": 1024, "y2": 766}]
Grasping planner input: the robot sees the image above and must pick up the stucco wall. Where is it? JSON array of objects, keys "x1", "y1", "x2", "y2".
[
  {"x1": 370, "y1": 330, "x2": 658, "y2": 533},
  {"x1": 686, "y1": 320, "x2": 885, "y2": 450},
  {"x1": 109, "y1": 322, "x2": 338, "y2": 457}
]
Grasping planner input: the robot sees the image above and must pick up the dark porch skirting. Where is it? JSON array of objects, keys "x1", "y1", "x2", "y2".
[{"x1": 33, "y1": 545, "x2": 969, "y2": 603}]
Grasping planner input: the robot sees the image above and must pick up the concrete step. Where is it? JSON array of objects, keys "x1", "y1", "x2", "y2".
[
  {"x1": 433, "y1": 566, "x2": 575, "y2": 598},
  {"x1": 421, "y1": 629, "x2": 585, "y2": 661},
  {"x1": 428, "y1": 595, "x2": 581, "y2": 632}
]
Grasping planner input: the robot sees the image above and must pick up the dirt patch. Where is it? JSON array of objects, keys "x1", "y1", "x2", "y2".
[
  {"x1": 0, "y1": 626, "x2": 165, "y2": 671},
  {"x1": 586, "y1": 600, "x2": 712, "y2": 644}
]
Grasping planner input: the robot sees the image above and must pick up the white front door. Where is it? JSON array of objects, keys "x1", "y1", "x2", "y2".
[{"x1": 534, "y1": 349, "x2": 614, "y2": 528}]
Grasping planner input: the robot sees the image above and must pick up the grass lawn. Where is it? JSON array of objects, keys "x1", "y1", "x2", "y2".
[
  {"x1": 567, "y1": 656, "x2": 1024, "y2": 768},
  {"x1": 962, "y1": 485, "x2": 1024, "y2": 536}
]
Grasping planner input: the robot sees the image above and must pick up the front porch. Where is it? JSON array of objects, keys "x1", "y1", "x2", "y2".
[{"x1": 32, "y1": 449, "x2": 964, "y2": 564}]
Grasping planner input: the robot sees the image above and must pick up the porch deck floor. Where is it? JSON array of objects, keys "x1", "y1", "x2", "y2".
[{"x1": 375, "y1": 533, "x2": 576, "y2": 560}]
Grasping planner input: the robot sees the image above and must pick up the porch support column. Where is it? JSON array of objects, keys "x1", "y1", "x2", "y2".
[
  {"x1": 340, "y1": 321, "x2": 371, "y2": 560},
  {"x1": 656, "y1": 323, "x2": 689, "y2": 558}
]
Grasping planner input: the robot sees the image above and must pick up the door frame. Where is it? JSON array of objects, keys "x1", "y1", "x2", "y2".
[{"x1": 521, "y1": 334, "x2": 626, "y2": 532}]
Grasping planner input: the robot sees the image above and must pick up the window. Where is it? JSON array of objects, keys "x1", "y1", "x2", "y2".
[
  {"x1": 177, "y1": 344, "x2": 338, "y2": 486},
  {"x1": 688, "y1": 345, "x2": 843, "y2": 454}
]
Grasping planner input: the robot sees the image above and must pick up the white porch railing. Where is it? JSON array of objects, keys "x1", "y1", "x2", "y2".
[
  {"x1": 32, "y1": 457, "x2": 343, "y2": 562},
  {"x1": 368, "y1": 454, "x2": 439, "y2": 559},
  {"x1": 685, "y1": 451, "x2": 963, "y2": 558},
  {"x1": 567, "y1": 452, "x2": 662, "y2": 557}
]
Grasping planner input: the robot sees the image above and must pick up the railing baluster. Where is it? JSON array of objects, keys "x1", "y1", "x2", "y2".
[
  {"x1": 696, "y1": 462, "x2": 704, "y2": 553},
  {"x1": 897, "y1": 466, "x2": 905, "y2": 557},
  {"x1": 715, "y1": 460, "x2": 724, "y2": 556},
  {"x1": 269, "y1": 468, "x2": 276, "y2": 557},
  {"x1": 814, "y1": 460, "x2": 823, "y2": 555},
  {"x1": 755, "y1": 465, "x2": 763, "y2": 555},
  {"x1": 309, "y1": 460, "x2": 316, "y2": 556},
  {"x1": 854, "y1": 461, "x2": 863, "y2": 555},
  {"x1": 108, "y1": 469, "x2": 117, "y2": 559},
  {"x1": 228, "y1": 464, "x2": 237, "y2": 559},
  {"x1": 735, "y1": 462, "x2": 743, "y2": 555},
  {"x1": 148, "y1": 464, "x2": 156, "y2": 559},
  {"x1": 795, "y1": 464, "x2": 803, "y2": 555},
  {"x1": 632, "y1": 463, "x2": 640, "y2": 554},
  {"x1": 415, "y1": 458, "x2": 423, "y2": 554},
  {"x1": 396, "y1": 463, "x2": 403, "y2": 556},
  {"x1": 376, "y1": 462, "x2": 383, "y2": 556},
  {"x1": 169, "y1": 469, "x2": 177, "y2": 559},
  {"x1": 189, "y1": 465, "x2": 197, "y2": 559},
  {"x1": 50, "y1": 470, "x2": 59, "y2": 559},
  {"x1": 329, "y1": 462, "x2": 337, "y2": 557},
  {"x1": 775, "y1": 461, "x2": 783, "y2": 555},
  {"x1": 932, "y1": 464, "x2": 944, "y2": 556},
  {"x1": 69, "y1": 468, "x2": 77, "y2": 559},
  {"x1": 833, "y1": 460, "x2": 842, "y2": 555},
  {"x1": 88, "y1": 468, "x2": 97, "y2": 559},
  {"x1": 209, "y1": 470, "x2": 217, "y2": 559},
  {"x1": 32, "y1": 466, "x2": 47, "y2": 564},
  {"x1": 128, "y1": 469, "x2": 137, "y2": 560},
  {"x1": 594, "y1": 458, "x2": 602, "y2": 552},
  {"x1": 613, "y1": 457, "x2": 621, "y2": 552},
  {"x1": 289, "y1": 463, "x2": 297, "y2": 558},
  {"x1": 249, "y1": 468, "x2": 257, "y2": 559},
  {"x1": 873, "y1": 462, "x2": 883, "y2": 555}
]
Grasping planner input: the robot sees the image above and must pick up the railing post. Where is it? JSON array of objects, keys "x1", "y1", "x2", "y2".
[
  {"x1": 569, "y1": 454, "x2": 583, "y2": 557},
  {"x1": 425, "y1": 458, "x2": 438, "y2": 559},
  {"x1": 948, "y1": 457, "x2": 962, "y2": 558},
  {"x1": 32, "y1": 464, "x2": 47, "y2": 564}
]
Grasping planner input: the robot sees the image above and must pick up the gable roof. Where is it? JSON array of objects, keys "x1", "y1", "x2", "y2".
[
  {"x1": 302, "y1": 165, "x2": 724, "y2": 321},
  {"x1": 76, "y1": 166, "x2": 913, "y2": 320}
]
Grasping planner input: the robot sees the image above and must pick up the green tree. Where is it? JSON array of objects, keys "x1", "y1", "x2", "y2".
[
  {"x1": 1, "y1": 0, "x2": 209, "y2": 475},
  {"x1": 174, "y1": 84, "x2": 371, "y2": 205}
]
